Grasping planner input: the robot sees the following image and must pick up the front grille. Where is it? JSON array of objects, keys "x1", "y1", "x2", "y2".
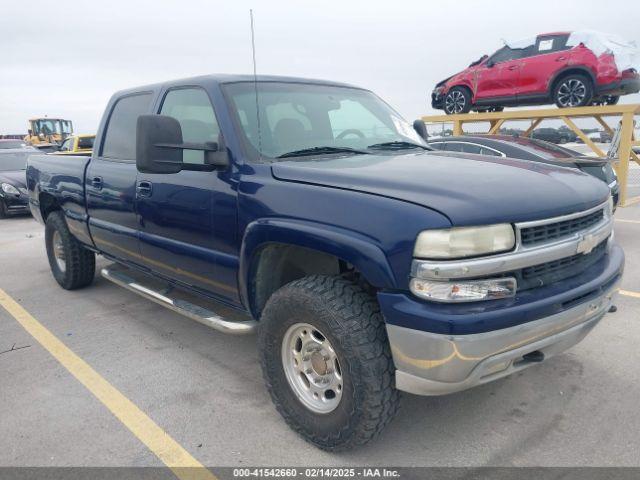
[
  {"x1": 514, "y1": 240, "x2": 608, "y2": 290},
  {"x1": 520, "y1": 209, "x2": 604, "y2": 246}
]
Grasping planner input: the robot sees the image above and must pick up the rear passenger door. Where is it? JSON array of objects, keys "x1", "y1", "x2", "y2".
[
  {"x1": 86, "y1": 92, "x2": 153, "y2": 265},
  {"x1": 136, "y1": 86, "x2": 240, "y2": 303},
  {"x1": 517, "y1": 34, "x2": 571, "y2": 97}
]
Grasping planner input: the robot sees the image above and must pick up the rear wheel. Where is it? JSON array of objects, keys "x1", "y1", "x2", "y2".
[
  {"x1": 444, "y1": 87, "x2": 472, "y2": 114},
  {"x1": 258, "y1": 275, "x2": 400, "y2": 450},
  {"x1": 553, "y1": 74, "x2": 593, "y2": 108},
  {"x1": 45, "y1": 211, "x2": 95, "y2": 290}
]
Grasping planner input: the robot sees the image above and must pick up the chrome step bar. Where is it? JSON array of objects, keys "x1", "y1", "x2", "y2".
[{"x1": 101, "y1": 265, "x2": 257, "y2": 335}]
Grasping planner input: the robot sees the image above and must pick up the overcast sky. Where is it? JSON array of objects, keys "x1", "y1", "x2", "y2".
[{"x1": 1, "y1": 0, "x2": 638, "y2": 134}]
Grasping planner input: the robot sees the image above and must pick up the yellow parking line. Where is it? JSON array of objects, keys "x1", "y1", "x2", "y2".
[
  {"x1": 0, "y1": 288, "x2": 216, "y2": 480},
  {"x1": 615, "y1": 219, "x2": 640, "y2": 224},
  {"x1": 620, "y1": 289, "x2": 640, "y2": 299}
]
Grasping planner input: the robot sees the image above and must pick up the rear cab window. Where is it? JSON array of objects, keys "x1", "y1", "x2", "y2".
[{"x1": 101, "y1": 93, "x2": 153, "y2": 160}]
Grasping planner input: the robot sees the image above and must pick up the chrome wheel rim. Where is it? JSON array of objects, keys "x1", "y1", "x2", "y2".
[
  {"x1": 557, "y1": 79, "x2": 586, "y2": 107},
  {"x1": 445, "y1": 90, "x2": 466, "y2": 114},
  {"x1": 52, "y1": 231, "x2": 66, "y2": 272},
  {"x1": 281, "y1": 323, "x2": 343, "y2": 414}
]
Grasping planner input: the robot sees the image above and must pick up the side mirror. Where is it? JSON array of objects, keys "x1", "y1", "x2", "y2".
[
  {"x1": 413, "y1": 120, "x2": 428, "y2": 141},
  {"x1": 136, "y1": 115, "x2": 229, "y2": 174}
]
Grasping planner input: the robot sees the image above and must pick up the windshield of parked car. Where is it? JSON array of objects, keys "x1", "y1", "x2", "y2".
[
  {"x1": 0, "y1": 140, "x2": 29, "y2": 149},
  {"x1": 0, "y1": 154, "x2": 28, "y2": 171},
  {"x1": 223, "y1": 82, "x2": 426, "y2": 161}
]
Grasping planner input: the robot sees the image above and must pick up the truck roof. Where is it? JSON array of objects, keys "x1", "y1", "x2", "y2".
[{"x1": 112, "y1": 74, "x2": 364, "y2": 98}]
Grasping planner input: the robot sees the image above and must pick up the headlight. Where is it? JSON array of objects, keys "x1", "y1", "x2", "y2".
[
  {"x1": 414, "y1": 224, "x2": 515, "y2": 259},
  {"x1": 606, "y1": 196, "x2": 614, "y2": 217},
  {"x1": 410, "y1": 277, "x2": 517, "y2": 303},
  {"x1": 1, "y1": 183, "x2": 20, "y2": 195}
]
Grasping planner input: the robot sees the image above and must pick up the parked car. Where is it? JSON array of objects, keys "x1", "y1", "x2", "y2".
[
  {"x1": 530, "y1": 127, "x2": 576, "y2": 144},
  {"x1": 0, "y1": 140, "x2": 35, "y2": 217},
  {"x1": 427, "y1": 134, "x2": 620, "y2": 207},
  {"x1": 432, "y1": 31, "x2": 640, "y2": 114},
  {"x1": 27, "y1": 75, "x2": 623, "y2": 450},
  {"x1": 51, "y1": 134, "x2": 95, "y2": 156}
]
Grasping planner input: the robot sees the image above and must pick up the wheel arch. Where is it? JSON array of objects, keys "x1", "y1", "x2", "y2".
[
  {"x1": 38, "y1": 192, "x2": 62, "y2": 222},
  {"x1": 239, "y1": 219, "x2": 397, "y2": 319},
  {"x1": 549, "y1": 67, "x2": 596, "y2": 94}
]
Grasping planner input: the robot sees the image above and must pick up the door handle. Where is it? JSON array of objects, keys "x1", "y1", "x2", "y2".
[
  {"x1": 556, "y1": 56, "x2": 568, "y2": 61},
  {"x1": 508, "y1": 65, "x2": 519, "y2": 71},
  {"x1": 91, "y1": 176, "x2": 103, "y2": 189},
  {"x1": 136, "y1": 180, "x2": 153, "y2": 197}
]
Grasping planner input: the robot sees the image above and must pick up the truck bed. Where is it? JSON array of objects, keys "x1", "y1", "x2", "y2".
[{"x1": 26, "y1": 154, "x2": 93, "y2": 246}]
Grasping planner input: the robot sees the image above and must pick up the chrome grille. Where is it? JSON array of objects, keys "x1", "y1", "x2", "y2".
[
  {"x1": 515, "y1": 240, "x2": 608, "y2": 290},
  {"x1": 520, "y1": 209, "x2": 604, "y2": 246}
]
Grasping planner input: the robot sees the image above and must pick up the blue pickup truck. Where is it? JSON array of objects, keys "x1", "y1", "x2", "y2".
[{"x1": 26, "y1": 74, "x2": 623, "y2": 450}]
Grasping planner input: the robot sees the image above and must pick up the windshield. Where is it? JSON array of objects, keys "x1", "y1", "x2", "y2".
[
  {"x1": 0, "y1": 153, "x2": 28, "y2": 171},
  {"x1": 223, "y1": 82, "x2": 426, "y2": 160},
  {"x1": 33, "y1": 119, "x2": 62, "y2": 135},
  {"x1": 62, "y1": 120, "x2": 73, "y2": 134}
]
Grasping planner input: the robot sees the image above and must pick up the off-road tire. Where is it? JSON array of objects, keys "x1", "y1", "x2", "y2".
[
  {"x1": 444, "y1": 86, "x2": 472, "y2": 114},
  {"x1": 553, "y1": 74, "x2": 593, "y2": 108},
  {"x1": 258, "y1": 275, "x2": 400, "y2": 451},
  {"x1": 45, "y1": 211, "x2": 95, "y2": 290}
]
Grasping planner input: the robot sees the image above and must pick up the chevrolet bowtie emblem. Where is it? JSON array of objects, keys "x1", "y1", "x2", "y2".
[{"x1": 576, "y1": 233, "x2": 598, "y2": 255}]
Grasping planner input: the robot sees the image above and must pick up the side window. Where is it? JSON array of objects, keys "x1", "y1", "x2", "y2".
[
  {"x1": 443, "y1": 142, "x2": 464, "y2": 152},
  {"x1": 443, "y1": 142, "x2": 481, "y2": 154},
  {"x1": 536, "y1": 35, "x2": 570, "y2": 54},
  {"x1": 428, "y1": 142, "x2": 445, "y2": 150},
  {"x1": 490, "y1": 47, "x2": 522, "y2": 64},
  {"x1": 480, "y1": 147, "x2": 502, "y2": 157},
  {"x1": 160, "y1": 88, "x2": 220, "y2": 165},
  {"x1": 101, "y1": 93, "x2": 152, "y2": 160},
  {"x1": 460, "y1": 143, "x2": 482, "y2": 154}
]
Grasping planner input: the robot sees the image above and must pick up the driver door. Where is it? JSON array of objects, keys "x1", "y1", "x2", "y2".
[
  {"x1": 474, "y1": 47, "x2": 524, "y2": 101},
  {"x1": 136, "y1": 86, "x2": 240, "y2": 303}
]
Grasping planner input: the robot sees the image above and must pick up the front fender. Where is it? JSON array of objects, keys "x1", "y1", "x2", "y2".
[{"x1": 239, "y1": 218, "x2": 398, "y2": 309}]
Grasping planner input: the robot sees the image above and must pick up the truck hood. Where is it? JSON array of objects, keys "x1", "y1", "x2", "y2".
[{"x1": 271, "y1": 152, "x2": 610, "y2": 226}]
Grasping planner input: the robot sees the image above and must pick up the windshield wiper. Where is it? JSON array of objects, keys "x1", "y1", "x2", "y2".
[
  {"x1": 367, "y1": 141, "x2": 430, "y2": 151},
  {"x1": 277, "y1": 146, "x2": 370, "y2": 158}
]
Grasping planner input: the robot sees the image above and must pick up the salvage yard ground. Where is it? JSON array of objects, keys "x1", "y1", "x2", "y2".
[{"x1": 1, "y1": 207, "x2": 640, "y2": 469}]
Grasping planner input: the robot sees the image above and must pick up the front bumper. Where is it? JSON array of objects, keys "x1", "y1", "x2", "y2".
[
  {"x1": 431, "y1": 91, "x2": 444, "y2": 109},
  {"x1": 0, "y1": 191, "x2": 30, "y2": 215},
  {"x1": 384, "y1": 242, "x2": 624, "y2": 396}
]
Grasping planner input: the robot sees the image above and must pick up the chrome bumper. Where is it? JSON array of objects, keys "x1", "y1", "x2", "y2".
[{"x1": 388, "y1": 280, "x2": 619, "y2": 396}]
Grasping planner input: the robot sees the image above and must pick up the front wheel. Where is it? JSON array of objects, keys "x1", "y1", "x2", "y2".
[
  {"x1": 553, "y1": 74, "x2": 593, "y2": 108},
  {"x1": 45, "y1": 211, "x2": 96, "y2": 290},
  {"x1": 258, "y1": 275, "x2": 400, "y2": 450},
  {"x1": 444, "y1": 87, "x2": 472, "y2": 114}
]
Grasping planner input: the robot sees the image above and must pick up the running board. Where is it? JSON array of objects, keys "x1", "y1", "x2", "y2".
[{"x1": 101, "y1": 264, "x2": 257, "y2": 335}]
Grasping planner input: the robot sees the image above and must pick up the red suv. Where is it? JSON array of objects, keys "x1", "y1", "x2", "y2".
[{"x1": 432, "y1": 32, "x2": 640, "y2": 114}]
